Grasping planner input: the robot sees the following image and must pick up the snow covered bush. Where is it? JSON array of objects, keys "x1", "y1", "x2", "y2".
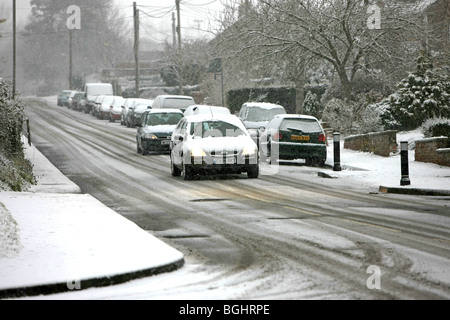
[
  {"x1": 322, "y1": 99, "x2": 355, "y2": 135},
  {"x1": 0, "y1": 81, "x2": 24, "y2": 155},
  {"x1": 422, "y1": 117, "x2": 450, "y2": 138},
  {"x1": 0, "y1": 80, "x2": 35, "y2": 191},
  {"x1": 376, "y1": 54, "x2": 450, "y2": 131},
  {"x1": 322, "y1": 91, "x2": 384, "y2": 135},
  {"x1": 302, "y1": 91, "x2": 322, "y2": 119}
]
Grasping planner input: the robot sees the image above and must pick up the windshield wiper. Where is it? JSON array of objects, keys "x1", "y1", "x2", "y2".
[{"x1": 287, "y1": 127, "x2": 304, "y2": 133}]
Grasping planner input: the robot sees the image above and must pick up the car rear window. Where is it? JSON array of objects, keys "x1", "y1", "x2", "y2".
[
  {"x1": 246, "y1": 107, "x2": 285, "y2": 122},
  {"x1": 280, "y1": 118, "x2": 322, "y2": 133},
  {"x1": 162, "y1": 98, "x2": 194, "y2": 109}
]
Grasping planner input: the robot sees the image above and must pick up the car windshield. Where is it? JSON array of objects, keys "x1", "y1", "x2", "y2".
[
  {"x1": 147, "y1": 113, "x2": 182, "y2": 126},
  {"x1": 246, "y1": 107, "x2": 285, "y2": 122},
  {"x1": 162, "y1": 98, "x2": 194, "y2": 109},
  {"x1": 189, "y1": 120, "x2": 247, "y2": 138},
  {"x1": 280, "y1": 118, "x2": 322, "y2": 133}
]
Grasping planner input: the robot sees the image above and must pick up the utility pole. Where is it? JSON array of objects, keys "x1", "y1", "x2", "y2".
[
  {"x1": 175, "y1": 0, "x2": 183, "y2": 95},
  {"x1": 12, "y1": 0, "x2": 16, "y2": 98},
  {"x1": 175, "y1": 0, "x2": 181, "y2": 50},
  {"x1": 172, "y1": 12, "x2": 176, "y2": 49},
  {"x1": 134, "y1": 2, "x2": 140, "y2": 98},
  {"x1": 69, "y1": 30, "x2": 73, "y2": 90}
]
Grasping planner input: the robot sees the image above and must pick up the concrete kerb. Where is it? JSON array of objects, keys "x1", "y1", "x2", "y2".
[
  {"x1": 378, "y1": 186, "x2": 450, "y2": 196},
  {"x1": 0, "y1": 259, "x2": 185, "y2": 299}
]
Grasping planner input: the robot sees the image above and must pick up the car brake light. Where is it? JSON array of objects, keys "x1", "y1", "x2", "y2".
[
  {"x1": 319, "y1": 133, "x2": 326, "y2": 142},
  {"x1": 273, "y1": 131, "x2": 282, "y2": 140}
]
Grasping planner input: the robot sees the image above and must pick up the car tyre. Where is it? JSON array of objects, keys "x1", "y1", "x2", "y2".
[
  {"x1": 182, "y1": 163, "x2": 192, "y2": 180},
  {"x1": 142, "y1": 145, "x2": 149, "y2": 155},
  {"x1": 247, "y1": 164, "x2": 259, "y2": 179},
  {"x1": 171, "y1": 157, "x2": 181, "y2": 177},
  {"x1": 136, "y1": 139, "x2": 141, "y2": 154}
]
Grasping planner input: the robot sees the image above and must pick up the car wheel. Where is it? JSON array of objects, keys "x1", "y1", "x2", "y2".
[
  {"x1": 247, "y1": 164, "x2": 259, "y2": 179},
  {"x1": 314, "y1": 158, "x2": 326, "y2": 167},
  {"x1": 182, "y1": 163, "x2": 192, "y2": 180},
  {"x1": 142, "y1": 145, "x2": 149, "y2": 155},
  {"x1": 136, "y1": 139, "x2": 141, "y2": 154},
  {"x1": 171, "y1": 157, "x2": 181, "y2": 177}
]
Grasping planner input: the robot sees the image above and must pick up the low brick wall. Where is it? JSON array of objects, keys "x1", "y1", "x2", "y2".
[
  {"x1": 415, "y1": 137, "x2": 450, "y2": 166},
  {"x1": 344, "y1": 130, "x2": 397, "y2": 157}
]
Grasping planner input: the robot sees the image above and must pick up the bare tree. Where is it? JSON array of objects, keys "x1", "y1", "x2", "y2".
[{"x1": 215, "y1": 0, "x2": 426, "y2": 106}]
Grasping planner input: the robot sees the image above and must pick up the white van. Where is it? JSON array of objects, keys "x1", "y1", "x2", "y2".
[{"x1": 84, "y1": 83, "x2": 114, "y2": 114}]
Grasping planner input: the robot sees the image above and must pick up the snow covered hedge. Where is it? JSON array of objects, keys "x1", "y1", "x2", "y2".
[{"x1": 0, "y1": 80, "x2": 35, "y2": 191}]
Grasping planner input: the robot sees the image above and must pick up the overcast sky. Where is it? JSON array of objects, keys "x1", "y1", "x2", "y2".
[{"x1": 0, "y1": 0, "x2": 225, "y2": 42}]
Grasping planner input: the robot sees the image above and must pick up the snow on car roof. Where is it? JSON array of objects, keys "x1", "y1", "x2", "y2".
[
  {"x1": 184, "y1": 105, "x2": 230, "y2": 116},
  {"x1": 148, "y1": 108, "x2": 183, "y2": 114},
  {"x1": 244, "y1": 102, "x2": 285, "y2": 109}
]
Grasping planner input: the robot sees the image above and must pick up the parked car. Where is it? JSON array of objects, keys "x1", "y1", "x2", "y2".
[
  {"x1": 184, "y1": 105, "x2": 230, "y2": 116},
  {"x1": 238, "y1": 102, "x2": 286, "y2": 145},
  {"x1": 92, "y1": 95, "x2": 106, "y2": 117},
  {"x1": 67, "y1": 91, "x2": 78, "y2": 109},
  {"x1": 136, "y1": 109, "x2": 184, "y2": 155},
  {"x1": 71, "y1": 92, "x2": 86, "y2": 111},
  {"x1": 152, "y1": 95, "x2": 195, "y2": 112},
  {"x1": 108, "y1": 96, "x2": 126, "y2": 122},
  {"x1": 57, "y1": 90, "x2": 75, "y2": 107},
  {"x1": 126, "y1": 99, "x2": 154, "y2": 127},
  {"x1": 259, "y1": 114, "x2": 327, "y2": 166},
  {"x1": 84, "y1": 83, "x2": 114, "y2": 114},
  {"x1": 121, "y1": 98, "x2": 141, "y2": 126},
  {"x1": 98, "y1": 95, "x2": 118, "y2": 120},
  {"x1": 170, "y1": 114, "x2": 259, "y2": 180}
]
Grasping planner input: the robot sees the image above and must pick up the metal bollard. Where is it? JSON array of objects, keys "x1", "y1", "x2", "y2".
[
  {"x1": 333, "y1": 132, "x2": 341, "y2": 171},
  {"x1": 400, "y1": 141, "x2": 411, "y2": 186}
]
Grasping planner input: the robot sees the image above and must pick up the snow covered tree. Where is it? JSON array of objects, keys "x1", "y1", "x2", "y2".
[
  {"x1": 377, "y1": 53, "x2": 450, "y2": 130},
  {"x1": 215, "y1": 0, "x2": 424, "y2": 105}
]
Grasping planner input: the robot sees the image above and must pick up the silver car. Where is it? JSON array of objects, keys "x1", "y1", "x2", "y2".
[{"x1": 170, "y1": 114, "x2": 259, "y2": 180}]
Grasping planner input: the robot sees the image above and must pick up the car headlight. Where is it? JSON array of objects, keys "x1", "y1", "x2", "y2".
[
  {"x1": 242, "y1": 146, "x2": 257, "y2": 156},
  {"x1": 144, "y1": 133, "x2": 158, "y2": 140},
  {"x1": 191, "y1": 148, "x2": 206, "y2": 157}
]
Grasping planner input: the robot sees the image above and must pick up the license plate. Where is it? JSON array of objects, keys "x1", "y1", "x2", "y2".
[
  {"x1": 291, "y1": 135, "x2": 310, "y2": 141},
  {"x1": 161, "y1": 140, "x2": 170, "y2": 145},
  {"x1": 213, "y1": 157, "x2": 236, "y2": 165}
]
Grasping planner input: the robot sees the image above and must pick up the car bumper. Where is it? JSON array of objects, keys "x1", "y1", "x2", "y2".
[
  {"x1": 142, "y1": 138, "x2": 171, "y2": 152},
  {"x1": 274, "y1": 142, "x2": 326, "y2": 160},
  {"x1": 184, "y1": 155, "x2": 258, "y2": 173}
]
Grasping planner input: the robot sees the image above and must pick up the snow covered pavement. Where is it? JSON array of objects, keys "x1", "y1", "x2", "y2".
[{"x1": 0, "y1": 142, "x2": 184, "y2": 298}]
